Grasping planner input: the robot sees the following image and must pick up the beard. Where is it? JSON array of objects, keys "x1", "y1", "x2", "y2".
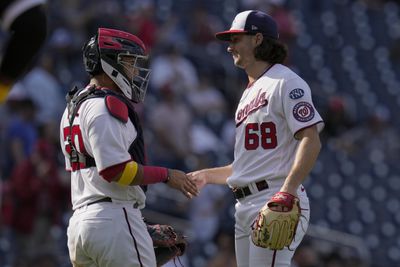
[{"x1": 233, "y1": 55, "x2": 246, "y2": 69}]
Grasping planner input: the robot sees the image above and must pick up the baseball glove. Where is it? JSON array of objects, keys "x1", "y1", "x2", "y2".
[
  {"x1": 251, "y1": 192, "x2": 301, "y2": 250},
  {"x1": 147, "y1": 224, "x2": 187, "y2": 266}
]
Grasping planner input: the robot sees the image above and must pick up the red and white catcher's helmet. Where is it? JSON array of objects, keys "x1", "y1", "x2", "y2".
[{"x1": 82, "y1": 28, "x2": 151, "y2": 103}]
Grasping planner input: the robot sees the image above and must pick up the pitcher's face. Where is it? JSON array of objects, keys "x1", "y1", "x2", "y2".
[{"x1": 227, "y1": 34, "x2": 257, "y2": 69}]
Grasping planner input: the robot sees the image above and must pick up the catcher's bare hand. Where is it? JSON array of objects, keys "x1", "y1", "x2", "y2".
[
  {"x1": 187, "y1": 170, "x2": 207, "y2": 191},
  {"x1": 166, "y1": 169, "x2": 199, "y2": 198}
]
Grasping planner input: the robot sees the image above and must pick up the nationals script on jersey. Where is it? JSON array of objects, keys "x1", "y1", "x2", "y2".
[{"x1": 227, "y1": 64, "x2": 324, "y2": 188}]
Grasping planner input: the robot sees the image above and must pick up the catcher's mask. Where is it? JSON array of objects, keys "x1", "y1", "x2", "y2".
[{"x1": 82, "y1": 28, "x2": 151, "y2": 103}]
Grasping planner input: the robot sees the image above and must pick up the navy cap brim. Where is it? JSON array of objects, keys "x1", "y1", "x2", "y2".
[{"x1": 215, "y1": 29, "x2": 248, "y2": 41}]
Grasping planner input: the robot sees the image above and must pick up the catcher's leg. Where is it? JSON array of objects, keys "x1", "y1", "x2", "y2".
[
  {"x1": 97, "y1": 205, "x2": 157, "y2": 267},
  {"x1": 68, "y1": 203, "x2": 157, "y2": 267},
  {"x1": 67, "y1": 210, "x2": 97, "y2": 267}
]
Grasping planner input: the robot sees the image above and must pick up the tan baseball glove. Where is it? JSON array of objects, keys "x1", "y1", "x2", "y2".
[{"x1": 251, "y1": 192, "x2": 301, "y2": 250}]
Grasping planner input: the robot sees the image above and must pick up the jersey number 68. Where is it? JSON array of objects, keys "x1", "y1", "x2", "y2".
[{"x1": 245, "y1": 122, "x2": 277, "y2": 150}]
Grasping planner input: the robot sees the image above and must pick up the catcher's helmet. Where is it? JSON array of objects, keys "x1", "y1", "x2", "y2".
[{"x1": 82, "y1": 28, "x2": 151, "y2": 103}]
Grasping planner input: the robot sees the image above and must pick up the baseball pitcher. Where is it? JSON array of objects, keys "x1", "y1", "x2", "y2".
[{"x1": 189, "y1": 10, "x2": 324, "y2": 267}]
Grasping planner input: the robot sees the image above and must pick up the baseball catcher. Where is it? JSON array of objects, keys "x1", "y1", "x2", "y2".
[
  {"x1": 147, "y1": 223, "x2": 187, "y2": 266},
  {"x1": 251, "y1": 192, "x2": 301, "y2": 250}
]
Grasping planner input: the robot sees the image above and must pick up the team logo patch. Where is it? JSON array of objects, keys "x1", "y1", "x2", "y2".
[
  {"x1": 289, "y1": 88, "x2": 305, "y2": 99},
  {"x1": 293, "y1": 102, "x2": 315, "y2": 122}
]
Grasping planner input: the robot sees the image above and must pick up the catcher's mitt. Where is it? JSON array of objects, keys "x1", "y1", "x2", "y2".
[
  {"x1": 251, "y1": 192, "x2": 301, "y2": 250},
  {"x1": 147, "y1": 224, "x2": 187, "y2": 266}
]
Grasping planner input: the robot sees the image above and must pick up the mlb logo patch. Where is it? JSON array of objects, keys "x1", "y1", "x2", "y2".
[
  {"x1": 289, "y1": 88, "x2": 304, "y2": 99},
  {"x1": 293, "y1": 102, "x2": 315, "y2": 122}
]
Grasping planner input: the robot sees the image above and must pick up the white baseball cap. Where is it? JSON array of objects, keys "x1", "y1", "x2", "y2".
[{"x1": 215, "y1": 10, "x2": 279, "y2": 41}]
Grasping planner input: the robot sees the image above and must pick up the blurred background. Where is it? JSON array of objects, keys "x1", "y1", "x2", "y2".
[{"x1": 1, "y1": 0, "x2": 400, "y2": 266}]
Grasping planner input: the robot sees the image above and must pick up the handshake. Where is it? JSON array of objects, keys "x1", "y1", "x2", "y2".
[{"x1": 165, "y1": 169, "x2": 208, "y2": 199}]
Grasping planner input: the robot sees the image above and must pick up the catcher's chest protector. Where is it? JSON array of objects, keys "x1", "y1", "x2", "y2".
[{"x1": 66, "y1": 86, "x2": 146, "y2": 167}]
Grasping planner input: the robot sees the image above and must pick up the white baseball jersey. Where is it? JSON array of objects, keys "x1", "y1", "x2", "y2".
[
  {"x1": 227, "y1": 64, "x2": 324, "y2": 188},
  {"x1": 230, "y1": 64, "x2": 322, "y2": 267},
  {"x1": 59, "y1": 87, "x2": 146, "y2": 210}
]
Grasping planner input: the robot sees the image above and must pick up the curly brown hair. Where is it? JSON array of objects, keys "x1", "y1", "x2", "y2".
[{"x1": 254, "y1": 37, "x2": 288, "y2": 64}]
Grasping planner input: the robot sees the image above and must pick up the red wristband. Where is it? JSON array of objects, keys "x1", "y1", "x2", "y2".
[{"x1": 142, "y1": 166, "x2": 168, "y2": 185}]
